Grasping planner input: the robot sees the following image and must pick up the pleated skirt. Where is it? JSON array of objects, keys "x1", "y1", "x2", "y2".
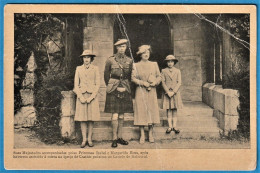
[{"x1": 161, "y1": 91, "x2": 183, "y2": 110}]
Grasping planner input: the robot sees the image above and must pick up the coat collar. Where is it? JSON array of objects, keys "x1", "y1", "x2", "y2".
[
  {"x1": 165, "y1": 67, "x2": 178, "y2": 80},
  {"x1": 81, "y1": 64, "x2": 94, "y2": 70}
]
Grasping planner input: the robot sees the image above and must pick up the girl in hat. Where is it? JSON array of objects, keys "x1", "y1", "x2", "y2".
[
  {"x1": 132, "y1": 45, "x2": 161, "y2": 144},
  {"x1": 73, "y1": 50, "x2": 100, "y2": 148},
  {"x1": 161, "y1": 55, "x2": 183, "y2": 134}
]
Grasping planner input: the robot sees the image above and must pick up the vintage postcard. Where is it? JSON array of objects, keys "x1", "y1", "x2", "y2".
[{"x1": 4, "y1": 4, "x2": 256, "y2": 170}]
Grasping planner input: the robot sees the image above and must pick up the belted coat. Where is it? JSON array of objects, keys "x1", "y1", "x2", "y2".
[
  {"x1": 161, "y1": 67, "x2": 183, "y2": 109},
  {"x1": 73, "y1": 64, "x2": 100, "y2": 121}
]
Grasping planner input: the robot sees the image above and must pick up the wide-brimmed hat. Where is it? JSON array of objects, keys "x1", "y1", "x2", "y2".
[
  {"x1": 79, "y1": 50, "x2": 96, "y2": 57},
  {"x1": 114, "y1": 39, "x2": 128, "y2": 46},
  {"x1": 136, "y1": 45, "x2": 151, "y2": 55},
  {"x1": 164, "y1": 55, "x2": 178, "y2": 63}
]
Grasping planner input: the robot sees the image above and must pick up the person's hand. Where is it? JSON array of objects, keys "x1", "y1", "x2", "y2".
[
  {"x1": 86, "y1": 97, "x2": 94, "y2": 103},
  {"x1": 167, "y1": 92, "x2": 175, "y2": 97},
  {"x1": 79, "y1": 96, "x2": 86, "y2": 103},
  {"x1": 150, "y1": 81, "x2": 157, "y2": 87},
  {"x1": 143, "y1": 81, "x2": 150, "y2": 88}
]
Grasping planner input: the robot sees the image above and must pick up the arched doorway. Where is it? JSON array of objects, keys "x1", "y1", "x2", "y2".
[
  {"x1": 114, "y1": 14, "x2": 172, "y2": 68},
  {"x1": 113, "y1": 14, "x2": 173, "y2": 97}
]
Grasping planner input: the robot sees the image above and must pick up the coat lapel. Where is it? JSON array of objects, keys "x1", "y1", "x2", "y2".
[
  {"x1": 80, "y1": 64, "x2": 94, "y2": 78},
  {"x1": 165, "y1": 67, "x2": 177, "y2": 80}
]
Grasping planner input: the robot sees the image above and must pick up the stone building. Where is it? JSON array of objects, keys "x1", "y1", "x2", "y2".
[
  {"x1": 55, "y1": 13, "x2": 245, "y2": 139},
  {"x1": 16, "y1": 13, "x2": 247, "y2": 139},
  {"x1": 63, "y1": 14, "x2": 241, "y2": 102}
]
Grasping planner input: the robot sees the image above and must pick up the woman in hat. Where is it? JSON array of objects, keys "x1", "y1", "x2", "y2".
[
  {"x1": 131, "y1": 45, "x2": 161, "y2": 144},
  {"x1": 73, "y1": 50, "x2": 100, "y2": 148},
  {"x1": 161, "y1": 55, "x2": 183, "y2": 134}
]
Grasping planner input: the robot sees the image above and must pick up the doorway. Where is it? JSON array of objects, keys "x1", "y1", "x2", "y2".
[
  {"x1": 114, "y1": 14, "x2": 173, "y2": 97},
  {"x1": 114, "y1": 14, "x2": 172, "y2": 68}
]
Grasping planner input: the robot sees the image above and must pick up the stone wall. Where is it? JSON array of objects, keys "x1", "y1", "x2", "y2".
[
  {"x1": 14, "y1": 53, "x2": 37, "y2": 127},
  {"x1": 169, "y1": 14, "x2": 203, "y2": 101},
  {"x1": 83, "y1": 14, "x2": 114, "y2": 110},
  {"x1": 83, "y1": 14, "x2": 206, "y2": 102},
  {"x1": 202, "y1": 83, "x2": 239, "y2": 131}
]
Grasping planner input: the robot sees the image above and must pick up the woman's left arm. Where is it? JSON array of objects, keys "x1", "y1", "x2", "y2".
[
  {"x1": 154, "y1": 62, "x2": 161, "y2": 85},
  {"x1": 173, "y1": 70, "x2": 182, "y2": 93},
  {"x1": 89, "y1": 66, "x2": 100, "y2": 101}
]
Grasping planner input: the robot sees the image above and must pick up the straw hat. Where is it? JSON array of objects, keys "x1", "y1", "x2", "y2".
[
  {"x1": 79, "y1": 50, "x2": 96, "y2": 57},
  {"x1": 136, "y1": 45, "x2": 151, "y2": 55},
  {"x1": 164, "y1": 55, "x2": 178, "y2": 63}
]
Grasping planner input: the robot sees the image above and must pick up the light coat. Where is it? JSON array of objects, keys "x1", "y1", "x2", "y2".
[
  {"x1": 161, "y1": 67, "x2": 183, "y2": 109},
  {"x1": 73, "y1": 64, "x2": 100, "y2": 121},
  {"x1": 132, "y1": 61, "x2": 161, "y2": 126},
  {"x1": 73, "y1": 64, "x2": 100, "y2": 99}
]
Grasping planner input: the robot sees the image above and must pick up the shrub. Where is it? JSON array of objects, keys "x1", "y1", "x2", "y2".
[{"x1": 33, "y1": 72, "x2": 74, "y2": 144}]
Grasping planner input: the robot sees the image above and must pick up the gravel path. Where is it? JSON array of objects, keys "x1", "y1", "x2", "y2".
[{"x1": 14, "y1": 128, "x2": 250, "y2": 149}]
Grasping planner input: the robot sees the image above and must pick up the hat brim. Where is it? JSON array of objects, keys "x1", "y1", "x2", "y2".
[
  {"x1": 114, "y1": 43, "x2": 128, "y2": 46},
  {"x1": 164, "y1": 59, "x2": 178, "y2": 62},
  {"x1": 80, "y1": 54, "x2": 96, "y2": 57}
]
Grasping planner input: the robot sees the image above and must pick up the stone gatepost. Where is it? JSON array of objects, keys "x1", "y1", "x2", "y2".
[
  {"x1": 14, "y1": 52, "x2": 37, "y2": 128},
  {"x1": 59, "y1": 91, "x2": 76, "y2": 139}
]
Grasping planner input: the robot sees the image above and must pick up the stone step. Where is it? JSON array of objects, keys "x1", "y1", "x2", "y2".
[
  {"x1": 91, "y1": 126, "x2": 220, "y2": 141},
  {"x1": 94, "y1": 116, "x2": 218, "y2": 128},
  {"x1": 99, "y1": 101, "x2": 214, "y2": 117},
  {"x1": 74, "y1": 101, "x2": 221, "y2": 141}
]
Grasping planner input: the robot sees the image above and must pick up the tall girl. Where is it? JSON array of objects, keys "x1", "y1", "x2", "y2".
[
  {"x1": 161, "y1": 55, "x2": 183, "y2": 134},
  {"x1": 73, "y1": 50, "x2": 100, "y2": 148}
]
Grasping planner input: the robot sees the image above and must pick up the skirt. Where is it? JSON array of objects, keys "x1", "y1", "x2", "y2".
[
  {"x1": 74, "y1": 92, "x2": 100, "y2": 121},
  {"x1": 104, "y1": 90, "x2": 134, "y2": 114},
  {"x1": 134, "y1": 87, "x2": 160, "y2": 126},
  {"x1": 161, "y1": 91, "x2": 183, "y2": 110}
]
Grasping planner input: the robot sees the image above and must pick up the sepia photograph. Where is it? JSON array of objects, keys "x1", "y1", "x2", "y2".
[{"x1": 4, "y1": 4, "x2": 256, "y2": 170}]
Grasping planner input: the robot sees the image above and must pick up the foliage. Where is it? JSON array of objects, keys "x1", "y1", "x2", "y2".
[
  {"x1": 225, "y1": 15, "x2": 250, "y2": 139},
  {"x1": 33, "y1": 72, "x2": 74, "y2": 144},
  {"x1": 205, "y1": 14, "x2": 250, "y2": 139},
  {"x1": 14, "y1": 14, "x2": 64, "y2": 112},
  {"x1": 221, "y1": 14, "x2": 250, "y2": 139},
  {"x1": 222, "y1": 69, "x2": 250, "y2": 139},
  {"x1": 15, "y1": 14, "x2": 74, "y2": 144}
]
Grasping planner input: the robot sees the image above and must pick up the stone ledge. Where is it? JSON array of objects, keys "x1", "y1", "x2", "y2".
[
  {"x1": 14, "y1": 106, "x2": 36, "y2": 127},
  {"x1": 202, "y1": 83, "x2": 239, "y2": 131},
  {"x1": 213, "y1": 110, "x2": 239, "y2": 131}
]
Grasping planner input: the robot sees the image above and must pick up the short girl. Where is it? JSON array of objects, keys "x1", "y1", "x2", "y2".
[
  {"x1": 73, "y1": 50, "x2": 100, "y2": 148},
  {"x1": 161, "y1": 55, "x2": 183, "y2": 134}
]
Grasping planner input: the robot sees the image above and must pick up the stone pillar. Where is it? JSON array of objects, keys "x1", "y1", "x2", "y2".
[
  {"x1": 169, "y1": 14, "x2": 203, "y2": 101},
  {"x1": 222, "y1": 23, "x2": 232, "y2": 88},
  {"x1": 59, "y1": 91, "x2": 76, "y2": 139},
  {"x1": 14, "y1": 52, "x2": 37, "y2": 128},
  {"x1": 83, "y1": 14, "x2": 114, "y2": 111}
]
